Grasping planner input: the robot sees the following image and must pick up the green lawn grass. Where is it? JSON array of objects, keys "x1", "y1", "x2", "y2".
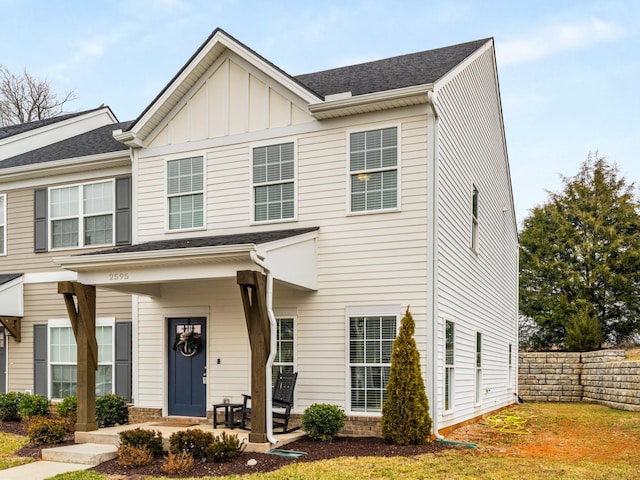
[{"x1": 0, "y1": 431, "x2": 34, "y2": 470}]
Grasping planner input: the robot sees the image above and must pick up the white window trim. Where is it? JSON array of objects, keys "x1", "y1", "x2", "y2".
[
  {"x1": 444, "y1": 320, "x2": 455, "y2": 413},
  {"x1": 345, "y1": 305, "x2": 402, "y2": 416},
  {"x1": 345, "y1": 124, "x2": 402, "y2": 216},
  {"x1": 475, "y1": 331, "x2": 482, "y2": 406},
  {"x1": 164, "y1": 154, "x2": 207, "y2": 233},
  {"x1": 48, "y1": 180, "x2": 116, "y2": 251},
  {"x1": 249, "y1": 139, "x2": 298, "y2": 225},
  {"x1": 47, "y1": 317, "x2": 115, "y2": 401},
  {"x1": 273, "y1": 315, "x2": 296, "y2": 379},
  {"x1": 0, "y1": 193, "x2": 6, "y2": 256}
]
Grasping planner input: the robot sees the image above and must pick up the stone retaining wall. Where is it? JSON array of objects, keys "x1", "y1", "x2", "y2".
[{"x1": 519, "y1": 350, "x2": 640, "y2": 411}]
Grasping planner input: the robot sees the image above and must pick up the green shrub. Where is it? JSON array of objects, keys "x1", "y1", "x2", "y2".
[
  {"x1": 564, "y1": 303, "x2": 603, "y2": 351},
  {"x1": 18, "y1": 394, "x2": 50, "y2": 420},
  {"x1": 119, "y1": 427, "x2": 164, "y2": 457},
  {"x1": 117, "y1": 444, "x2": 154, "y2": 467},
  {"x1": 0, "y1": 392, "x2": 25, "y2": 422},
  {"x1": 56, "y1": 396, "x2": 77, "y2": 425},
  {"x1": 27, "y1": 416, "x2": 67, "y2": 445},
  {"x1": 301, "y1": 403, "x2": 346, "y2": 441},
  {"x1": 205, "y1": 431, "x2": 246, "y2": 462},
  {"x1": 96, "y1": 394, "x2": 129, "y2": 428},
  {"x1": 381, "y1": 307, "x2": 432, "y2": 445},
  {"x1": 162, "y1": 450, "x2": 194, "y2": 475},
  {"x1": 169, "y1": 429, "x2": 214, "y2": 460}
]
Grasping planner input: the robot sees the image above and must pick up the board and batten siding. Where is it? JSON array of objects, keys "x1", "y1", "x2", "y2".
[
  {"x1": 434, "y1": 47, "x2": 518, "y2": 428},
  {"x1": 133, "y1": 106, "x2": 434, "y2": 415}
]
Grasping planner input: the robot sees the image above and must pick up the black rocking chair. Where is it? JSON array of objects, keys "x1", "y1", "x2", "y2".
[{"x1": 240, "y1": 372, "x2": 299, "y2": 433}]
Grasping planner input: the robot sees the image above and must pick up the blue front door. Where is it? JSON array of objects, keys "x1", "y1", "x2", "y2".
[{"x1": 168, "y1": 318, "x2": 206, "y2": 417}]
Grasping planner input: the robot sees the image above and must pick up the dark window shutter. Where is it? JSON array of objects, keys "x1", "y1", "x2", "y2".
[
  {"x1": 115, "y1": 177, "x2": 131, "y2": 245},
  {"x1": 34, "y1": 189, "x2": 48, "y2": 252},
  {"x1": 33, "y1": 324, "x2": 48, "y2": 396},
  {"x1": 115, "y1": 321, "x2": 132, "y2": 402}
]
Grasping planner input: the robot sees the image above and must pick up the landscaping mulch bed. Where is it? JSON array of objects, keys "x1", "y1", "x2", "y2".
[{"x1": 1, "y1": 420, "x2": 452, "y2": 478}]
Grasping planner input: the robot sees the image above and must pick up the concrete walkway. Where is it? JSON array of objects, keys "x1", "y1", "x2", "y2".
[{"x1": 1, "y1": 460, "x2": 92, "y2": 480}]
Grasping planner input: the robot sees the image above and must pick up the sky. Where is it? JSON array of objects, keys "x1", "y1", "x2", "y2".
[{"x1": 1, "y1": 0, "x2": 638, "y2": 225}]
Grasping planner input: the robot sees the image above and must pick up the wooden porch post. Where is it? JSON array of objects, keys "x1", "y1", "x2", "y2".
[
  {"x1": 58, "y1": 281, "x2": 98, "y2": 432},
  {"x1": 237, "y1": 270, "x2": 270, "y2": 444},
  {"x1": 0, "y1": 317, "x2": 21, "y2": 342}
]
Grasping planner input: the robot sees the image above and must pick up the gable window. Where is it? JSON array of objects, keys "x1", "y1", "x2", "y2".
[
  {"x1": 471, "y1": 186, "x2": 479, "y2": 251},
  {"x1": 274, "y1": 317, "x2": 295, "y2": 380},
  {"x1": 475, "y1": 331, "x2": 482, "y2": 404},
  {"x1": 49, "y1": 180, "x2": 114, "y2": 249},
  {"x1": 252, "y1": 143, "x2": 295, "y2": 222},
  {"x1": 350, "y1": 127, "x2": 398, "y2": 213},
  {"x1": 48, "y1": 318, "x2": 114, "y2": 399},
  {"x1": 167, "y1": 156, "x2": 204, "y2": 230},
  {"x1": 349, "y1": 314, "x2": 396, "y2": 413},
  {"x1": 0, "y1": 194, "x2": 5, "y2": 255},
  {"x1": 445, "y1": 320, "x2": 455, "y2": 411}
]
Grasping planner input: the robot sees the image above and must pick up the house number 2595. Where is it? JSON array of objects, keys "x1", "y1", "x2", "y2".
[{"x1": 108, "y1": 273, "x2": 129, "y2": 281}]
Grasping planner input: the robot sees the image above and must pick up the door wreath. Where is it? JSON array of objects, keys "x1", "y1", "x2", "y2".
[{"x1": 173, "y1": 329, "x2": 202, "y2": 357}]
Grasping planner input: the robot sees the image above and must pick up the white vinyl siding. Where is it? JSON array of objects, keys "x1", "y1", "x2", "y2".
[
  {"x1": 349, "y1": 127, "x2": 398, "y2": 213},
  {"x1": 0, "y1": 194, "x2": 5, "y2": 255},
  {"x1": 49, "y1": 180, "x2": 114, "y2": 249},
  {"x1": 252, "y1": 142, "x2": 295, "y2": 222},
  {"x1": 349, "y1": 314, "x2": 396, "y2": 413},
  {"x1": 445, "y1": 320, "x2": 455, "y2": 411},
  {"x1": 48, "y1": 318, "x2": 115, "y2": 400},
  {"x1": 167, "y1": 156, "x2": 204, "y2": 230}
]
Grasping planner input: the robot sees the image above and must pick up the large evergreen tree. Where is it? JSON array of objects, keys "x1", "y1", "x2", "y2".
[
  {"x1": 519, "y1": 153, "x2": 640, "y2": 348},
  {"x1": 381, "y1": 307, "x2": 432, "y2": 445}
]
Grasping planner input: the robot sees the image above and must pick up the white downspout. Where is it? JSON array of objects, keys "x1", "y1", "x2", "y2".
[
  {"x1": 249, "y1": 250, "x2": 278, "y2": 445},
  {"x1": 427, "y1": 90, "x2": 444, "y2": 440}
]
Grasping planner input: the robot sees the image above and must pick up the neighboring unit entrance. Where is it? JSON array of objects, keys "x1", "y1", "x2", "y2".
[
  {"x1": 0, "y1": 328, "x2": 5, "y2": 393},
  {"x1": 168, "y1": 318, "x2": 207, "y2": 417}
]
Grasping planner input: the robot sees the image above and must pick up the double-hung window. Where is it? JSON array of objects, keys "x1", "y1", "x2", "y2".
[
  {"x1": 274, "y1": 317, "x2": 295, "y2": 380},
  {"x1": 445, "y1": 320, "x2": 455, "y2": 411},
  {"x1": 167, "y1": 156, "x2": 204, "y2": 230},
  {"x1": 475, "y1": 331, "x2": 482, "y2": 404},
  {"x1": 49, "y1": 180, "x2": 114, "y2": 249},
  {"x1": 252, "y1": 142, "x2": 295, "y2": 222},
  {"x1": 49, "y1": 318, "x2": 114, "y2": 399},
  {"x1": 349, "y1": 127, "x2": 398, "y2": 213},
  {"x1": 0, "y1": 194, "x2": 5, "y2": 255},
  {"x1": 471, "y1": 186, "x2": 479, "y2": 251},
  {"x1": 349, "y1": 314, "x2": 396, "y2": 413}
]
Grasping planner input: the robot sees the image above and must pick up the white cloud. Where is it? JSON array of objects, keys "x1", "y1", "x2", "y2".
[{"x1": 497, "y1": 17, "x2": 626, "y2": 66}]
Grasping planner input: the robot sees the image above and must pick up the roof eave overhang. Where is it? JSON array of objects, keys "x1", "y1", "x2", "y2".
[
  {"x1": 0, "y1": 275, "x2": 24, "y2": 317},
  {"x1": 0, "y1": 151, "x2": 130, "y2": 184},
  {"x1": 309, "y1": 84, "x2": 433, "y2": 120}
]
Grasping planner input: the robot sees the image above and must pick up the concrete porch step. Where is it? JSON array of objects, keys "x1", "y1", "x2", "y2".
[{"x1": 41, "y1": 443, "x2": 118, "y2": 465}]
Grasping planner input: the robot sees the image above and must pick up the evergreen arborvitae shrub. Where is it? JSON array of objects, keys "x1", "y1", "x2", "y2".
[
  {"x1": 381, "y1": 307, "x2": 432, "y2": 445},
  {"x1": 564, "y1": 303, "x2": 603, "y2": 351}
]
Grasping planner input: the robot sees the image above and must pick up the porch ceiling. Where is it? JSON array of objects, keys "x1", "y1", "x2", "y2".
[
  {"x1": 53, "y1": 227, "x2": 318, "y2": 296},
  {"x1": 0, "y1": 274, "x2": 23, "y2": 317}
]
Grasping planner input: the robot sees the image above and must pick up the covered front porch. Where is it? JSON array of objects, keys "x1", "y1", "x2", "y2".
[{"x1": 54, "y1": 227, "x2": 318, "y2": 446}]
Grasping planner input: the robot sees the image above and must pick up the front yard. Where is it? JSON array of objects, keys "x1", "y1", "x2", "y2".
[{"x1": 3, "y1": 402, "x2": 639, "y2": 479}]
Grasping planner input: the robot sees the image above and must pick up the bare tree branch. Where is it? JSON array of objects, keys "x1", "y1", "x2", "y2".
[{"x1": 0, "y1": 65, "x2": 77, "y2": 126}]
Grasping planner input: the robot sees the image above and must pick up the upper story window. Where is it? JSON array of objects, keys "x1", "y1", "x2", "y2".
[
  {"x1": 471, "y1": 186, "x2": 479, "y2": 251},
  {"x1": 49, "y1": 180, "x2": 114, "y2": 249},
  {"x1": 167, "y1": 156, "x2": 204, "y2": 230},
  {"x1": 349, "y1": 127, "x2": 398, "y2": 213},
  {"x1": 252, "y1": 142, "x2": 295, "y2": 222},
  {"x1": 0, "y1": 194, "x2": 5, "y2": 255}
]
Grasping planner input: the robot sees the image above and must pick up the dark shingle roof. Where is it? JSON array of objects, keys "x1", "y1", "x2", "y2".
[
  {"x1": 81, "y1": 227, "x2": 319, "y2": 256},
  {"x1": 0, "y1": 121, "x2": 133, "y2": 169},
  {"x1": 295, "y1": 38, "x2": 490, "y2": 98},
  {"x1": 0, "y1": 273, "x2": 22, "y2": 285},
  {"x1": 0, "y1": 108, "x2": 105, "y2": 140}
]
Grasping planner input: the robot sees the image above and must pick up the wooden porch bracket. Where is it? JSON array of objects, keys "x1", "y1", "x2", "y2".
[
  {"x1": 0, "y1": 316, "x2": 22, "y2": 342},
  {"x1": 58, "y1": 281, "x2": 98, "y2": 432},
  {"x1": 237, "y1": 270, "x2": 271, "y2": 444}
]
